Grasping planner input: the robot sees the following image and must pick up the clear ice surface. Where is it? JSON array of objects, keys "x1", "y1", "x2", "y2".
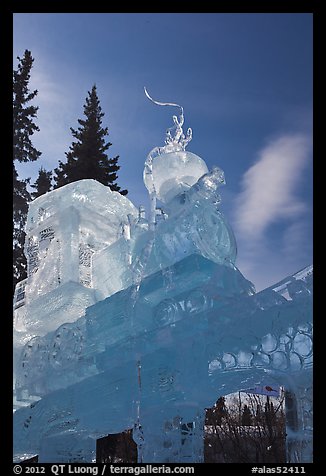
[
  {"x1": 143, "y1": 150, "x2": 209, "y2": 204},
  {"x1": 13, "y1": 93, "x2": 312, "y2": 463}
]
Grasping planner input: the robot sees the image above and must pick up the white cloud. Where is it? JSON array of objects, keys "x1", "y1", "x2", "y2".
[
  {"x1": 232, "y1": 133, "x2": 312, "y2": 291},
  {"x1": 233, "y1": 134, "x2": 310, "y2": 239},
  {"x1": 29, "y1": 64, "x2": 71, "y2": 151},
  {"x1": 30, "y1": 68, "x2": 63, "y2": 107}
]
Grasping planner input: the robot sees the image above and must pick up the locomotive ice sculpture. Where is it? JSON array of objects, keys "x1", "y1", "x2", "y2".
[{"x1": 13, "y1": 90, "x2": 312, "y2": 463}]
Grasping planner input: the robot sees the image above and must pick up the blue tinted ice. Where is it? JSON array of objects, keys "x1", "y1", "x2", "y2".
[{"x1": 13, "y1": 92, "x2": 312, "y2": 463}]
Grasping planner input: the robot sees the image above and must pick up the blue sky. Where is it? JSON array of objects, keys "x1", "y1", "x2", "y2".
[{"x1": 13, "y1": 13, "x2": 313, "y2": 291}]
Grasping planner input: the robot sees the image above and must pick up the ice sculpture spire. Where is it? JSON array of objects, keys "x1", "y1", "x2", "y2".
[
  {"x1": 144, "y1": 87, "x2": 192, "y2": 153},
  {"x1": 144, "y1": 88, "x2": 195, "y2": 229}
]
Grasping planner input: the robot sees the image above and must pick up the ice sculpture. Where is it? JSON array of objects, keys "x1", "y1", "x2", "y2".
[
  {"x1": 13, "y1": 180, "x2": 138, "y2": 402},
  {"x1": 13, "y1": 90, "x2": 312, "y2": 464}
]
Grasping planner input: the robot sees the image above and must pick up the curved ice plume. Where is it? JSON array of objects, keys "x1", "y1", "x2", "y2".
[
  {"x1": 144, "y1": 87, "x2": 192, "y2": 153},
  {"x1": 144, "y1": 86, "x2": 183, "y2": 114}
]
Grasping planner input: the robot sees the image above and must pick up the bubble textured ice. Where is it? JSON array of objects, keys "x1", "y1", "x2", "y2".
[{"x1": 13, "y1": 91, "x2": 312, "y2": 463}]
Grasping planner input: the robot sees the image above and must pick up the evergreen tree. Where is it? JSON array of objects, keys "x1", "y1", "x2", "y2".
[
  {"x1": 13, "y1": 166, "x2": 30, "y2": 290},
  {"x1": 13, "y1": 50, "x2": 41, "y2": 164},
  {"x1": 13, "y1": 50, "x2": 41, "y2": 292},
  {"x1": 54, "y1": 85, "x2": 127, "y2": 195},
  {"x1": 31, "y1": 167, "x2": 52, "y2": 199},
  {"x1": 264, "y1": 399, "x2": 276, "y2": 428},
  {"x1": 206, "y1": 396, "x2": 227, "y2": 426},
  {"x1": 241, "y1": 404, "x2": 252, "y2": 426}
]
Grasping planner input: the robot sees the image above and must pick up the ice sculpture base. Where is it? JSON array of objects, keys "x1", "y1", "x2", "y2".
[{"x1": 13, "y1": 254, "x2": 312, "y2": 463}]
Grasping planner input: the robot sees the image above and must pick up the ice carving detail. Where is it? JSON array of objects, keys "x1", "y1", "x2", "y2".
[{"x1": 144, "y1": 87, "x2": 192, "y2": 154}]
